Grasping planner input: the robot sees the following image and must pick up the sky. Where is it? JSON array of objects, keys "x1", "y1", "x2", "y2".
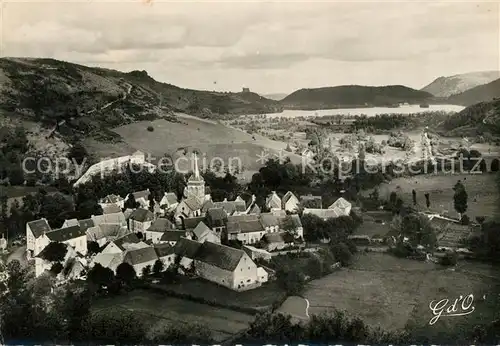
[{"x1": 1, "y1": 0, "x2": 499, "y2": 94}]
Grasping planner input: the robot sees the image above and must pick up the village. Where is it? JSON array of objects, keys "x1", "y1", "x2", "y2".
[{"x1": 18, "y1": 152, "x2": 358, "y2": 291}]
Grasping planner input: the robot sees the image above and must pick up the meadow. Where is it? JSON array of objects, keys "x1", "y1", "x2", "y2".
[
  {"x1": 301, "y1": 253, "x2": 500, "y2": 342},
  {"x1": 363, "y1": 173, "x2": 499, "y2": 220},
  {"x1": 91, "y1": 289, "x2": 255, "y2": 342},
  {"x1": 85, "y1": 113, "x2": 303, "y2": 180}
]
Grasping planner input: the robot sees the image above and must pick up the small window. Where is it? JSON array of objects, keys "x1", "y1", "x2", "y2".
[
  {"x1": 241, "y1": 268, "x2": 243, "y2": 271},
  {"x1": 247, "y1": 279, "x2": 251, "y2": 283},
  {"x1": 248, "y1": 267, "x2": 250, "y2": 270}
]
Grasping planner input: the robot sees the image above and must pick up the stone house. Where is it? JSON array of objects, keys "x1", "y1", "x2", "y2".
[
  {"x1": 192, "y1": 221, "x2": 221, "y2": 244},
  {"x1": 265, "y1": 191, "x2": 282, "y2": 211},
  {"x1": 129, "y1": 208, "x2": 155, "y2": 233},
  {"x1": 123, "y1": 246, "x2": 158, "y2": 277},
  {"x1": 145, "y1": 218, "x2": 176, "y2": 243}
]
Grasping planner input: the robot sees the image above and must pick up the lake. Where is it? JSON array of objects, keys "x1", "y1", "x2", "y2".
[{"x1": 264, "y1": 104, "x2": 465, "y2": 118}]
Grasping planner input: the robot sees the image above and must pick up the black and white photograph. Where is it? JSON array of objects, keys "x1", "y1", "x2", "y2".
[{"x1": 0, "y1": 0, "x2": 499, "y2": 344}]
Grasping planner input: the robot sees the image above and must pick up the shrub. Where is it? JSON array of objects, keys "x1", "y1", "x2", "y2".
[
  {"x1": 440, "y1": 252, "x2": 458, "y2": 266},
  {"x1": 461, "y1": 214, "x2": 470, "y2": 225},
  {"x1": 147, "y1": 126, "x2": 154, "y2": 132}
]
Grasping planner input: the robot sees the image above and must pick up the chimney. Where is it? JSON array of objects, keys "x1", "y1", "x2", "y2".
[
  {"x1": 251, "y1": 194, "x2": 256, "y2": 202},
  {"x1": 223, "y1": 198, "x2": 228, "y2": 202}
]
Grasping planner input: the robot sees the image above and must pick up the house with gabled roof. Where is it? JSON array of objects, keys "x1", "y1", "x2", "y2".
[
  {"x1": 26, "y1": 218, "x2": 52, "y2": 257},
  {"x1": 248, "y1": 203, "x2": 261, "y2": 215},
  {"x1": 62, "y1": 219, "x2": 79, "y2": 228},
  {"x1": 181, "y1": 216, "x2": 206, "y2": 232},
  {"x1": 145, "y1": 218, "x2": 176, "y2": 243},
  {"x1": 86, "y1": 223, "x2": 129, "y2": 247},
  {"x1": 159, "y1": 192, "x2": 179, "y2": 213},
  {"x1": 44, "y1": 225, "x2": 88, "y2": 255},
  {"x1": 213, "y1": 198, "x2": 247, "y2": 216},
  {"x1": 91, "y1": 211, "x2": 127, "y2": 228},
  {"x1": 260, "y1": 213, "x2": 280, "y2": 233},
  {"x1": 99, "y1": 194, "x2": 125, "y2": 209},
  {"x1": 173, "y1": 237, "x2": 203, "y2": 269},
  {"x1": 282, "y1": 191, "x2": 300, "y2": 213},
  {"x1": 193, "y1": 241, "x2": 263, "y2": 291},
  {"x1": 101, "y1": 204, "x2": 122, "y2": 215},
  {"x1": 101, "y1": 232, "x2": 148, "y2": 255},
  {"x1": 35, "y1": 242, "x2": 80, "y2": 277},
  {"x1": 129, "y1": 189, "x2": 151, "y2": 209},
  {"x1": 175, "y1": 196, "x2": 203, "y2": 225},
  {"x1": 226, "y1": 218, "x2": 266, "y2": 245},
  {"x1": 243, "y1": 245, "x2": 272, "y2": 262},
  {"x1": 123, "y1": 246, "x2": 158, "y2": 276},
  {"x1": 328, "y1": 197, "x2": 352, "y2": 216},
  {"x1": 159, "y1": 230, "x2": 192, "y2": 246},
  {"x1": 302, "y1": 208, "x2": 343, "y2": 220},
  {"x1": 90, "y1": 252, "x2": 124, "y2": 273},
  {"x1": 192, "y1": 221, "x2": 220, "y2": 244},
  {"x1": 153, "y1": 243, "x2": 176, "y2": 269},
  {"x1": 265, "y1": 191, "x2": 282, "y2": 211},
  {"x1": 129, "y1": 208, "x2": 155, "y2": 233},
  {"x1": 206, "y1": 208, "x2": 227, "y2": 234}
]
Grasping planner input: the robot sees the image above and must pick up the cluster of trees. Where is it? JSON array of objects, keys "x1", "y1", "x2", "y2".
[
  {"x1": 0, "y1": 188, "x2": 77, "y2": 239},
  {"x1": 301, "y1": 213, "x2": 362, "y2": 243},
  {"x1": 240, "y1": 310, "x2": 408, "y2": 344},
  {"x1": 0, "y1": 126, "x2": 30, "y2": 185},
  {"x1": 0, "y1": 260, "x2": 212, "y2": 344}
]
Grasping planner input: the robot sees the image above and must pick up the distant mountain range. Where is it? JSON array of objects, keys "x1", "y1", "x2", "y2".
[
  {"x1": 280, "y1": 85, "x2": 433, "y2": 110},
  {"x1": 421, "y1": 71, "x2": 500, "y2": 98}
]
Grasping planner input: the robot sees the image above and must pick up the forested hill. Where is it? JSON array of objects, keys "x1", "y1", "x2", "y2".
[
  {"x1": 446, "y1": 78, "x2": 500, "y2": 107},
  {"x1": 439, "y1": 98, "x2": 500, "y2": 136},
  {"x1": 280, "y1": 85, "x2": 434, "y2": 110},
  {"x1": 0, "y1": 57, "x2": 282, "y2": 135}
]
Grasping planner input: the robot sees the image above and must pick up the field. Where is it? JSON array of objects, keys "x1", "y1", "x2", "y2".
[
  {"x1": 85, "y1": 113, "x2": 303, "y2": 180},
  {"x1": 160, "y1": 277, "x2": 286, "y2": 310},
  {"x1": 91, "y1": 289, "x2": 255, "y2": 342},
  {"x1": 362, "y1": 173, "x2": 499, "y2": 220},
  {"x1": 300, "y1": 253, "x2": 500, "y2": 342}
]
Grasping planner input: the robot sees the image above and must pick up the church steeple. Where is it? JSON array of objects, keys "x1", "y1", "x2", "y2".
[{"x1": 193, "y1": 152, "x2": 200, "y2": 180}]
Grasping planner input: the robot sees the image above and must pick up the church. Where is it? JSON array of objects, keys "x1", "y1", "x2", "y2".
[{"x1": 174, "y1": 153, "x2": 211, "y2": 225}]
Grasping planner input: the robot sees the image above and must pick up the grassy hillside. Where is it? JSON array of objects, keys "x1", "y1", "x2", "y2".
[
  {"x1": 421, "y1": 71, "x2": 500, "y2": 98},
  {"x1": 85, "y1": 114, "x2": 303, "y2": 179},
  {"x1": 438, "y1": 98, "x2": 500, "y2": 136},
  {"x1": 281, "y1": 85, "x2": 434, "y2": 110},
  {"x1": 0, "y1": 57, "x2": 282, "y2": 142},
  {"x1": 447, "y1": 78, "x2": 500, "y2": 106}
]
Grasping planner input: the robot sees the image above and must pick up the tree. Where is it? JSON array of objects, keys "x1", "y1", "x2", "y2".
[
  {"x1": 440, "y1": 252, "x2": 458, "y2": 266},
  {"x1": 424, "y1": 193, "x2": 430, "y2": 208},
  {"x1": 116, "y1": 262, "x2": 136, "y2": 286},
  {"x1": 40, "y1": 242, "x2": 67, "y2": 262},
  {"x1": 124, "y1": 194, "x2": 139, "y2": 210},
  {"x1": 412, "y1": 189, "x2": 417, "y2": 205},
  {"x1": 331, "y1": 242, "x2": 353, "y2": 266},
  {"x1": 305, "y1": 256, "x2": 323, "y2": 279},
  {"x1": 281, "y1": 215, "x2": 297, "y2": 235},
  {"x1": 152, "y1": 259, "x2": 165, "y2": 276},
  {"x1": 453, "y1": 181, "x2": 468, "y2": 220},
  {"x1": 142, "y1": 265, "x2": 152, "y2": 278},
  {"x1": 68, "y1": 142, "x2": 88, "y2": 165},
  {"x1": 276, "y1": 267, "x2": 305, "y2": 296},
  {"x1": 87, "y1": 263, "x2": 115, "y2": 289}
]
